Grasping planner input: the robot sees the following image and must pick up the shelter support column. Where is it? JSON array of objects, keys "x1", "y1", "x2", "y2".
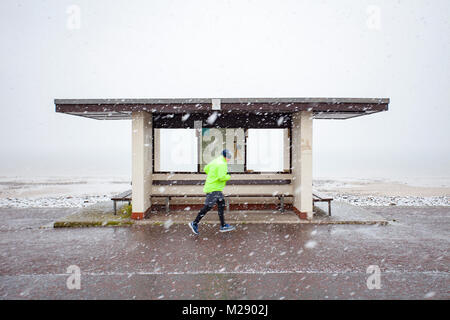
[
  {"x1": 131, "y1": 111, "x2": 153, "y2": 220},
  {"x1": 291, "y1": 111, "x2": 313, "y2": 219}
]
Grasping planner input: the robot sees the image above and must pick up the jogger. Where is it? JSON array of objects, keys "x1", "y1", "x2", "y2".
[{"x1": 189, "y1": 149, "x2": 236, "y2": 234}]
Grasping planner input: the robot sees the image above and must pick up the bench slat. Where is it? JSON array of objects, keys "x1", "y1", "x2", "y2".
[
  {"x1": 313, "y1": 193, "x2": 333, "y2": 201},
  {"x1": 151, "y1": 194, "x2": 293, "y2": 198},
  {"x1": 111, "y1": 190, "x2": 132, "y2": 201},
  {"x1": 152, "y1": 179, "x2": 292, "y2": 185}
]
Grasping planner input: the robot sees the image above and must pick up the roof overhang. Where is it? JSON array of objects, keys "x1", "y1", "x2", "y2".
[{"x1": 54, "y1": 97, "x2": 389, "y2": 120}]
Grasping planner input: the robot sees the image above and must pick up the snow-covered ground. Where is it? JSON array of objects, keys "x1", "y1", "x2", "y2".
[
  {"x1": 0, "y1": 176, "x2": 448, "y2": 208},
  {"x1": 0, "y1": 176, "x2": 130, "y2": 208},
  {"x1": 324, "y1": 194, "x2": 449, "y2": 207},
  {"x1": 313, "y1": 177, "x2": 450, "y2": 206}
]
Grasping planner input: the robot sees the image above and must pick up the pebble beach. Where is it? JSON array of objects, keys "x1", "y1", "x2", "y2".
[{"x1": 0, "y1": 176, "x2": 448, "y2": 208}]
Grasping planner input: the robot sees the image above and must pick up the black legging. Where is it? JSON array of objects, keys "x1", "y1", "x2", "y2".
[{"x1": 193, "y1": 191, "x2": 226, "y2": 227}]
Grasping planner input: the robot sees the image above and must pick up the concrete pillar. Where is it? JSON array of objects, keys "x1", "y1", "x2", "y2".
[
  {"x1": 292, "y1": 111, "x2": 313, "y2": 219},
  {"x1": 131, "y1": 111, "x2": 153, "y2": 220}
]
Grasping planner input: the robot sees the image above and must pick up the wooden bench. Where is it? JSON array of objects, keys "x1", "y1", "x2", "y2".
[
  {"x1": 151, "y1": 179, "x2": 293, "y2": 213},
  {"x1": 111, "y1": 190, "x2": 132, "y2": 215},
  {"x1": 224, "y1": 194, "x2": 293, "y2": 213},
  {"x1": 150, "y1": 194, "x2": 293, "y2": 213},
  {"x1": 313, "y1": 193, "x2": 333, "y2": 216},
  {"x1": 114, "y1": 188, "x2": 332, "y2": 216}
]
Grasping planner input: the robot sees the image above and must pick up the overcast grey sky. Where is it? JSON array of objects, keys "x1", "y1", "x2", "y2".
[{"x1": 0, "y1": 0, "x2": 449, "y2": 180}]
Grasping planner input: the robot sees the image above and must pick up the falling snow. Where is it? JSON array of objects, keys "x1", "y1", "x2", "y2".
[
  {"x1": 304, "y1": 240, "x2": 317, "y2": 249},
  {"x1": 206, "y1": 112, "x2": 218, "y2": 125}
]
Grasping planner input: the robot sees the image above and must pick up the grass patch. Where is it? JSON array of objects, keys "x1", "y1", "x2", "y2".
[
  {"x1": 313, "y1": 205, "x2": 329, "y2": 217},
  {"x1": 118, "y1": 204, "x2": 132, "y2": 219}
]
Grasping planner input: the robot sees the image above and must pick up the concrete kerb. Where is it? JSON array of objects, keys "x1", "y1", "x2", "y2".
[
  {"x1": 52, "y1": 201, "x2": 133, "y2": 228},
  {"x1": 51, "y1": 200, "x2": 389, "y2": 228},
  {"x1": 133, "y1": 219, "x2": 388, "y2": 226}
]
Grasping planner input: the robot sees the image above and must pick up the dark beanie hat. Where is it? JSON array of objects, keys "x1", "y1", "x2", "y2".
[{"x1": 222, "y1": 149, "x2": 232, "y2": 159}]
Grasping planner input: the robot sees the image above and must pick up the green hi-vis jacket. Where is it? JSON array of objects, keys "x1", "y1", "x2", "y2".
[{"x1": 203, "y1": 156, "x2": 231, "y2": 193}]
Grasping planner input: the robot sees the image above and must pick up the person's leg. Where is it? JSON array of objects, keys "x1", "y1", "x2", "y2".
[
  {"x1": 193, "y1": 192, "x2": 215, "y2": 225},
  {"x1": 216, "y1": 192, "x2": 235, "y2": 232},
  {"x1": 216, "y1": 193, "x2": 226, "y2": 228}
]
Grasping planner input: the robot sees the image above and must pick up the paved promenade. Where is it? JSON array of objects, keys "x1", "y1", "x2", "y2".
[{"x1": 0, "y1": 205, "x2": 448, "y2": 299}]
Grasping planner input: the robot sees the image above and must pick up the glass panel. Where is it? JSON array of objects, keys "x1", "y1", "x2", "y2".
[
  {"x1": 156, "y1": 128, "x2": 289, "y2": 173},
  {"x1": 158, "y1": 129, "x2": 198, "y2": 172},
  {"x1": 247, "y1": 129, "x2": 285, "y2": 172},
  {"x1": 200, "y1": 128, "x2": 245, "y2": 172}
]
